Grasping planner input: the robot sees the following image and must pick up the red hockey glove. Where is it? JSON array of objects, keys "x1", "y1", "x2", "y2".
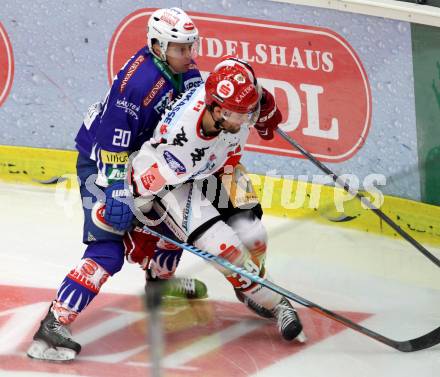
[
  {"x1": 123, "y1": 226, "x2": 159, "y2": 269},
  {"x1": 254, "y1": 88, "x2": 282, "y2": 140}
]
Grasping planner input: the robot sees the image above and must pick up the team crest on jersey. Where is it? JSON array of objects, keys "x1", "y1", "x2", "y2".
[{"x1": 163, "y1": 150, "x2": 187, "y2": 175}]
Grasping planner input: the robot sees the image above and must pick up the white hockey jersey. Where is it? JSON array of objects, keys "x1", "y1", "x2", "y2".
[{"x1": 131, "y1": 86, "x2": 249, "y2": 197}]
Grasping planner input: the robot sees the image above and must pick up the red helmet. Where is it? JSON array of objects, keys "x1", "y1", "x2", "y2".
[{"x1": 205, "y1": 61, "x2": 259, "y2": 114}]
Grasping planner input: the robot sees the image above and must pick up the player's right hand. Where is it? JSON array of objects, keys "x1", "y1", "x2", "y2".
[
  {"x1": 123, "y1": 226, "x2": 158, "y2": 269},
  {"x1": 103, "y1": 180, "x2": 134, "y2": 231}
]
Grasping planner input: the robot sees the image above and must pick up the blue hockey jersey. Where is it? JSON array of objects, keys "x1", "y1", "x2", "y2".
[{"x1": 75, "y1": 46, "x2": 202, "y2": 187}]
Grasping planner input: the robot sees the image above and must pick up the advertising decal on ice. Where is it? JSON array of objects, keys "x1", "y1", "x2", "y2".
[{"x1": 0, "y1": 284, "x2": 369, "y2": 375}]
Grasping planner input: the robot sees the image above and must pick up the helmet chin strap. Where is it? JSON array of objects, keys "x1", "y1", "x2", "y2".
[
  {"x1": 208, "y1": 108, "x2": 226, "y2": 132},
  {"x1": 214, "y1": 118, "x2": 225, "y2": 131}
]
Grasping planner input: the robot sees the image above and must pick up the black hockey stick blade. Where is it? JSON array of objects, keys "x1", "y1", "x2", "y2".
[
  {"x1": 311, "y1": 306, "x2": 440, "y2": 352},
  {"x1": 276, "y1": 128, "x2": 440, "y2": 269},
  {"x1": 396, "y1": 326, "x2": 440, "y2": 352},
  {"x1": 141, "y1": 225, "x2": 440, "y2": 352}
]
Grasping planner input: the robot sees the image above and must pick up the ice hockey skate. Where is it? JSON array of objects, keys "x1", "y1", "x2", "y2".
[
  {"x1": 237, "y1": 291, "x2": 306, "y2": 343},
  {"x1": 146, "y1": 269, "x2": 208, "y2": 300},
  {"x1": 235, "y1": 289, "x2": 275, "y2": 319},
  {"x1": 27, "y1": 304, "x2": 81, "y2": 361},
  {"x1": 273, "y1": 297, "x2": 307, "y2": 343}
]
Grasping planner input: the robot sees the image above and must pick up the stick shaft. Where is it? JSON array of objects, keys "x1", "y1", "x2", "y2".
[
  {"x1": 276, "y1": 128, "x2": 440, "y2": 268},
  {"x1": 142, "y1": 225, "x2": 440, "y2": 352}
]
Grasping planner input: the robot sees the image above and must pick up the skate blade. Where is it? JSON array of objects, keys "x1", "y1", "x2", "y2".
[
  {"x1": 27, "y1": 340, "x2": 77, "y2": 361},
  {"x1": 296, "y1": 330, "x2": 307, "y2": 344}
]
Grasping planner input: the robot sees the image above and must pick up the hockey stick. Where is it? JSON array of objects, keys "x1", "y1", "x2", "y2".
[
  {"x1": 142, "y1": 224, "x2": 440, "y2": 352},
  {"x1": 276, "y1": 128, "x2": 440, "y2": 269}
]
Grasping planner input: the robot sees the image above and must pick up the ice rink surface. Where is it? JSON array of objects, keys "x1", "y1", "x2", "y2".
[{"x1": 0, "y1": 182, "x2": 439, "y2": 376}]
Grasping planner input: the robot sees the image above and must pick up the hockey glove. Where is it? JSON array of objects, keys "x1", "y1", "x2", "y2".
[
  {"x1": 254, "y1": 88, "x2": 282, "y2": 140},
  {"x1": 123, "y1": 226, "x2": 159, "y2": 269},
  {"x1": 104, "y1": 180, "x2": 134, "y2": 231}
]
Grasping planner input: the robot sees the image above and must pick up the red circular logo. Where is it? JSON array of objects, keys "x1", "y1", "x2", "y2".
[
  {"x1": 0, "y1": 22, "x2": 14, "y2": 107},
  {"x1": 82, "y1": 259, "x2": 98, "y2": 275},
  {"x1": 217, "y1": 80, "x2": 234, "y2": 98}
]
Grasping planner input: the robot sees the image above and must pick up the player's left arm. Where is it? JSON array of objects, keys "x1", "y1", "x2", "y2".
[{"x1": 130, "y1": 132, "x2": 192, "y2": 200}]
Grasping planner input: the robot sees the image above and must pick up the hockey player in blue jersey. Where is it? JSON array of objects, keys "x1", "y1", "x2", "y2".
[{"x1": 27, "y1": 8, "x2": 207, "y2": 362}]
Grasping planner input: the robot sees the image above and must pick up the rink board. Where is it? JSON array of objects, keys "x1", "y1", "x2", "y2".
[{"x1": 1, "y1": 145, "x2": 439, "y2": 247}]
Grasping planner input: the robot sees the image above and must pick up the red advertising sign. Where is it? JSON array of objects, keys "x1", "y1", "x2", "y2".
[
  {"x1": 0, "y1": 22, "x2": 14, "y2": 108},
  {"x1": 109, "y1": 10, "x2": 371, "y2": 162}
]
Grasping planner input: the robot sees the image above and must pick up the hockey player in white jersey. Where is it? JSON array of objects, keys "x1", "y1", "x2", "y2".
[{"x1": 128, "y1": 57, "x2": 306, "y2": 343}]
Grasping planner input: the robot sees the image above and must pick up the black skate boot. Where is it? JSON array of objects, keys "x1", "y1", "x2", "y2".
[
  {"x1": 27, "y1": 305, "x2": 81, "y2": 361},
  {"x1": 272, "y1": 297, "x2": 307, "y2": 342},
  {"x1": 146, "y1": 269, "x2": 208, "y2": 300},
  {"x1": 235, "y1": 290, "x2": 274, "y2": 319}
]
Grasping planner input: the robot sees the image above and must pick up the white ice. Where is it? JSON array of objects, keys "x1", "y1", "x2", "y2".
[{"x1": 0, "y1": 182, "x2": 439, "y2": 377}]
